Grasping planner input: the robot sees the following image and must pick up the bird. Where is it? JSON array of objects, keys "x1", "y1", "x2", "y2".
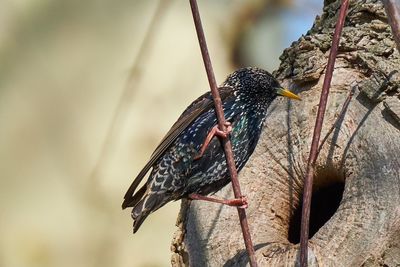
[{"x1": 122, "y1": 67, "x2": 300, "y2": 233}]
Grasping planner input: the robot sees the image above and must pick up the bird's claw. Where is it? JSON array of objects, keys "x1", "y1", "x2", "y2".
[
  {"x1": 215, "y1": 122, "x2": 232, "y2": 138},
  {"x1": 228, "y1": 195, "x2": 248, "y2": 209},
  {"x1": 239, "y1": 196, "x2": 248, "y2": 209},
  {"x1": 193, "y1": 122, "x2": 232, "y2": 160}
]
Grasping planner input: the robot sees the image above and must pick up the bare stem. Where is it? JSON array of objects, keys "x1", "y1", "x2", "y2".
[
  {"x1": 383, "y1": 0, "x2": 400, "y2": 53},
  {"x1": 189, "y1": 0, "x2": 257, "y2": 266},
  {"x1": 299, "y1": 0, "x2": 349, "y2": 266}
]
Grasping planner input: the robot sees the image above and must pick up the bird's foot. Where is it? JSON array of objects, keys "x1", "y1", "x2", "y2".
[
  {"x1": 193, "y1": 122, "x2": 232, "y2": 160},
  {"x1": 215, "y1": 121, "x2": 232, "y2": 138},
  {"x1": 188, "y1": 193, "x2": 248, "y2": 209}
]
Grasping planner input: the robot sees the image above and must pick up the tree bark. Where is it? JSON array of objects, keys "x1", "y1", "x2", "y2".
[{"x1": 171, "y1": 0, "x2": 400, "y2": 266}]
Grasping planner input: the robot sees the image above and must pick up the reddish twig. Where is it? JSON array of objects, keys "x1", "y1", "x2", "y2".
[
  {"x1": 189, "y1": 0, "x2": 257, "y2": 266},
  {"x1": 299, "y1": 0, "x2": 350, "y2": 266},
  {"x1": 383, "y1": 0, "x2": 400, "y2": 53}
]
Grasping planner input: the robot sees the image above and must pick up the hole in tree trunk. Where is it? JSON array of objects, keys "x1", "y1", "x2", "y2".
[{"x1": 288, "y1": 176, "x2": 345, "y2": 244}]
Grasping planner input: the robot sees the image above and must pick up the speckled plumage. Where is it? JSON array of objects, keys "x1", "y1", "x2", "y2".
[{"x1": 122, "y1": 67, "x2": 295, "y2": 233}]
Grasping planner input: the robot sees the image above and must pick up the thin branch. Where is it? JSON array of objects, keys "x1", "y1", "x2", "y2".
[
  {"x1": 89, "y1": 0, "x2": 170, "y2": 184},
  {"x1": 383, "y1": 0, "x2": 400, "y2": 53},
  {"x1": 189, "y1": 0, "x2": 258, "y2": 266},
  {"x1": 299, "y1": 0, "x2": 350, "y2": 266}
]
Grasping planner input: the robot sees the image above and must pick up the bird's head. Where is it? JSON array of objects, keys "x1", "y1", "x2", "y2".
[{"x1": 223, "y1": 67, "x2": 301, "y2": 107}]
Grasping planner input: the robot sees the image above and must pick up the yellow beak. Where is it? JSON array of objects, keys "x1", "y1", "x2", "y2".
[{"x1": 276, "y1": 88, "x2": 301, "y2": 100}]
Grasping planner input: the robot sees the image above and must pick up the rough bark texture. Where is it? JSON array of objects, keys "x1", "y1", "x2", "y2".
[{"x1": 171, "y1": 0, "x2": 400, "y2": 266}]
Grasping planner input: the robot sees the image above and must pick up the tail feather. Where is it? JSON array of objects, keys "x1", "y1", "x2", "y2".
[
  {"x1": 131, "y1": 192, "x2": 171, "y2": 233},
  {"x1": 131, "y1": 198, "x2": 150, "y2": 233},
  {"x1": 122, "y1": 184, "x2": 147, "y2": 209}
]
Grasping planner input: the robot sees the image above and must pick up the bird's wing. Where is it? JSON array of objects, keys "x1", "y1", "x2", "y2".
[{"x1": 122, "y1": 87, "x2": 234, "y2": 209}]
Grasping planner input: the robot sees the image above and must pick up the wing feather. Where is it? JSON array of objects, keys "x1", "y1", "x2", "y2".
[{"x1": 122, "y1": 87, "x2": 233, "y2": 209}]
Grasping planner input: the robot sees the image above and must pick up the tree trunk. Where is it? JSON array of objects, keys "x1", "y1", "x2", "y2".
[{"x1": 171, "y1": 0, "x2": 400, "y2": 266}]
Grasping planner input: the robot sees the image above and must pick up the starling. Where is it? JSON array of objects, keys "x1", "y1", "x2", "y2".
[{"x1": 122, "y1": 67, "x2": 300, "y2": 233}]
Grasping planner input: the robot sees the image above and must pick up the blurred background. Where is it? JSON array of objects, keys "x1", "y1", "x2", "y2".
[{"x1": 0, "y1": 0, "x2": 322, "y2": 266}]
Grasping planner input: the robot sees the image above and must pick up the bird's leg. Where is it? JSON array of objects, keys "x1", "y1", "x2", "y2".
[
  {"x1": 188, "y1": 193, "x2": 248, "y2": 209},
  {"x1": 194, "y1": 122, "x2": 232, "y2": 160}
]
